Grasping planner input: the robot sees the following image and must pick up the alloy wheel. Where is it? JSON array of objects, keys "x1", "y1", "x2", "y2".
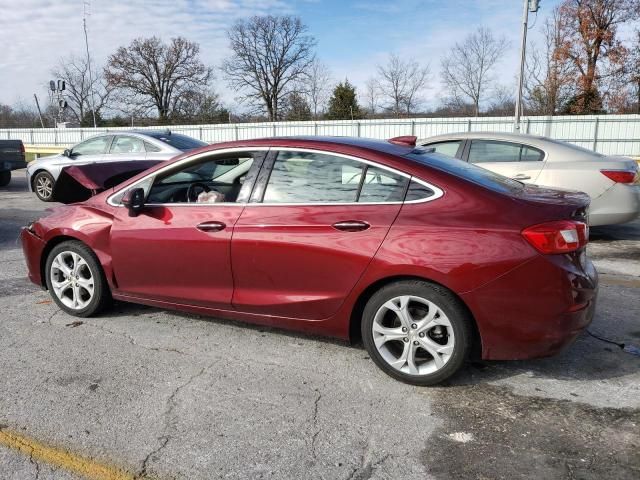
[
  {"x1": 50, "y1": 251, "x2": 95, "y2": 310},
  {"x1": 35, "y1": 175, "x2": 53, "y2": 199},
  {"x1": 372, "y1": 295, "x2": 455, "y2": 376}
]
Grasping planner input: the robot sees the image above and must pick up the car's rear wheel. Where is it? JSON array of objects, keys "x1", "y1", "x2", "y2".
[
  {"x1": 45, "y1": 241, "x2": 111, "y2": 317},
  {"x1": 0, "y1": 171, "x2": 10, "y2": 187},
  {"x1": 33, "y1": 171, "x2": 55, "y2": 201},
  {"x1": 361, "y1": 280, "x2": 472, "y2": 386}
]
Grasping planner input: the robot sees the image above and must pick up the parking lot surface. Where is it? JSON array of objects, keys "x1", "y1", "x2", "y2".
[{"x1": 1, "y1": 170, "x2": 639, "y2": 479}]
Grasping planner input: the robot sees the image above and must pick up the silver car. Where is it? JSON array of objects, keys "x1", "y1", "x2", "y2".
[
  {"x1": 418, "y1": 132, "x2": 640, "y2": 226},
  {"x1": 26, "y1": 130, "x2": 207, "y2": 201}
]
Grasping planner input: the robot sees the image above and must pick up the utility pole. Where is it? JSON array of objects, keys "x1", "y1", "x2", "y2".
[
  {"x1": 514, "y1": 0, "x2": 540, "y2": 132},
  {"x1": 33, "y1": 94, "x2": 45, "y2": 128},
  {"x1": 83, "y1": 1, "x2": 97, "y2": 128}
]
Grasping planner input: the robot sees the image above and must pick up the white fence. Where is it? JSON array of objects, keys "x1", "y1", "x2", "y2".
[{"x1": 2, "y1": 114, "x2": 640, "y2": 156}]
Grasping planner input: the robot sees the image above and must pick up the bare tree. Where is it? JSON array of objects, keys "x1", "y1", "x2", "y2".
[
  {"x1": 301, "y1": 59, "x2": 332, "y2": 118},
  {"x1": 376, "y1": 54, "x2": 430, "y2": 116},
  {"x1": 222, "y1": 15, "x2": 316, "y2": 121},
  {"x1": 441, "y1": 27, "x2": 510, "y2": 116},
  {"x1": 525, "y1": 7, "x2": 577, "y2": 115},
  {"x1": 105, "y1": 37, "x2": 212, "y2": 122},
  {"x1": 51, "y1": 55, "x2": 112, "y2": 125},
  {"x1": 364, "y1": 77, "x2": 380, "y2": 116}
]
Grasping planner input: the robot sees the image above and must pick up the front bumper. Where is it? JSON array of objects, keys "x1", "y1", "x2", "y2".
[
  {"x1": 462, "y1": 251, "x2": 598, "y2": 360},
  {"x1": 20, "y1": 227, "x2": 46, "y2": 287}
]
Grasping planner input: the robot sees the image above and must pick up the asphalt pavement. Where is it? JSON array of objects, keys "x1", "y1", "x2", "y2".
[{"x1": 1, "y1": 170, "x2": 639, "y2": 480}]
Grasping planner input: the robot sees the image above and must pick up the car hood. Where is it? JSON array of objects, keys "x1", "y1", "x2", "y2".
[{"x1": 52, "y1": 160, "x2": 162, "y2": 204}]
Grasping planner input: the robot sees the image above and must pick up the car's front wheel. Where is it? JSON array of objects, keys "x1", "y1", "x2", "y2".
[
  {"x1": 361, "y1": 280, "x2": 472, "y2": 386},
  {"x1": 33, "y1": 171, "x2": 55, "y2": 201},
  {"x1": 45, "y1": 241, "x2": 111, "y2": 317}
]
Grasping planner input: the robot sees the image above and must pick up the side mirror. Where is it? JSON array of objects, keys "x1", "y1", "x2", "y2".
[
  {"x1": 63, "y1": 149, "x2": 71, "y2": 158},
  {"x1": 121, "y1": 188, "x2": 145, "y2": 217}
]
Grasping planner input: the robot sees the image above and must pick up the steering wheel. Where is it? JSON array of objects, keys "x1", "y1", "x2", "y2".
[{"x1": 186, "y1": 182, "x2": 211, "y2": 203}]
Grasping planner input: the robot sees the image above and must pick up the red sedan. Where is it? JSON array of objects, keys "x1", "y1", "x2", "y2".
[{"x1": 21, "y1": 136, "x2": 598, "y2": 385}]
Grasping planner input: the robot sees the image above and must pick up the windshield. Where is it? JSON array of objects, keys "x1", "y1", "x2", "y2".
[
  {"x1": 146, "y1": 133, "x2": 207, "y2": 151},
  {"x1": 405, "y1": 148, "x2": 525, "y2": 195}
]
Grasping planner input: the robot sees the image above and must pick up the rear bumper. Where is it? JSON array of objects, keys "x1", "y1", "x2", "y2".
[
  {"x1": 589, "y1": 184, "x2": 640, "y2": 226},
  {"x1": 462, "y1": 252, "x2": 598, "y2": 360},
  {"x1": 20, "y1": 227, "x2": 46, "y2": 287},
  {"x1": 1, "y1": 160, "x2": 27, "y2": 171}
]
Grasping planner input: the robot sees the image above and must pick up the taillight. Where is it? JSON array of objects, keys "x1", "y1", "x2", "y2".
[
  {"x1": 600, "y1": 169, "x2": 637, "y2": 184},
  {"x1": 20, "y1": 143, "x2": 25, "y2": 154},
  {"x1": 522, "y1": 220, "x2": 588, "y2": 254}
]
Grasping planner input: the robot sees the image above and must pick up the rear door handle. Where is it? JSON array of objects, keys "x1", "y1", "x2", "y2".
[
  {"x1": 512, "y1": 174, "x2": 531, "y2": 180},
  {"x1": 196, "y1": 221, "x2": 226, "y2": 232},
  {"x1": 332, "y1": 221, "x2": 370, "y2": 232}
]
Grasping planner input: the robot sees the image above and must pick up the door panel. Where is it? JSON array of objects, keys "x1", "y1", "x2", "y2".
[
  {"x1": 110, "y1": 205, "x2": 243, "y2": 308},
  {"x1": 231, "y1": 204, "x2": 401, "y2": 320}
]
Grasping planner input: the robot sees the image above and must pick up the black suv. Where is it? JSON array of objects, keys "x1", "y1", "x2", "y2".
[{"x1": 0, "y1": 140, "x2": 27, "y2": 186}]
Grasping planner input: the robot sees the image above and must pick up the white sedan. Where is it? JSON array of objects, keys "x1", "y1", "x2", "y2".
[{"x1": 419, "y1": 132, "x2": 640, "y2": 226}]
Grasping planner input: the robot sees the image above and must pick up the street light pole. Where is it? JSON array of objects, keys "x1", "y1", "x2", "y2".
[
  {"x1": 514, "y1": 1, "x2": 541, "y2": 132},
  {"x1": 514, "y1": 0, "x2": 531, "y2": 132}
]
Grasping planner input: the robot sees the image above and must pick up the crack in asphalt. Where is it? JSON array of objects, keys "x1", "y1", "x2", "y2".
[
  {"x1": 135, "y1": 359, "x2": 220, "y2": 479},
  {"x1": 83, "y1": 320, "x2": 188, "y2": 356},
  {"x1": 310, "y1": 389, "x2": 322, "y2": 461}
]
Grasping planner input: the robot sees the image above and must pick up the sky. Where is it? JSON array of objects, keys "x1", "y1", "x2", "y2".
[{"x1": 0, "y1": 0, "x2": 565, "y2": 112}]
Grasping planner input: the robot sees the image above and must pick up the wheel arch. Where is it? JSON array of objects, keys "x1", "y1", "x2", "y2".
[
  {"x1": 40, "y1": 235, "x2": 91, "y2": 290},
  {"x1": 348, "y1": 274, "x2": 482, "y2": 359}
]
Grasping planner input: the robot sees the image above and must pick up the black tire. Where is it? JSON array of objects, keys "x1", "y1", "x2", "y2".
[
  {"x1": 33, "y1": 171, "x2": 55, "y2": 201},
  {"x1": 361, "y1": 280, "x2": 472, "y2": 386},
  {"x1": 45, "y1": 241, "x2": 111, "y2": 317},
  {"x1": 0, "y1": 171, "x2": 10, "y2": 187}
]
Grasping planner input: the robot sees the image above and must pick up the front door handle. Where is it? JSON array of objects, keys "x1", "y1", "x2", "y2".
[
  {"x1": 196, "y1": 221, "x2": 226, "y2": 232},
  {"x1": 332, "y1": 220, "x2": 370, "y2": 232},
  {"x1": 512, "y1": 174, "x2": 531, "y2": 180}
]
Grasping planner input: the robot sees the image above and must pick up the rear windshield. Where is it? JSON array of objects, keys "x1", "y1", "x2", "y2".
[
  {"x1": 146, "y1": 133, "x2": 207, "y2": 151},
  {"x1": 542, "y1": 138, "x2": 605, "y2": 157},
  {"x1": 405, "y1": 148, "x2": 525, "y2": 195}
]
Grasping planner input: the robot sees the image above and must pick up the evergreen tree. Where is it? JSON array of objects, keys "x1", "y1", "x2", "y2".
[
  {"x1": 326, "y1": 80, "x2": 362, "y2": 119},
  {"x1": 285, "y1": 92, "x2": 312, "y2": 121}
]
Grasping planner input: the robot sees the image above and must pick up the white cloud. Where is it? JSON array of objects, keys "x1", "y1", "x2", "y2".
[{"x1": 0, "y1": 0, "x2": 291, "y2": 106}]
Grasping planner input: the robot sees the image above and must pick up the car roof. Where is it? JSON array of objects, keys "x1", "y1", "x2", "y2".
[
  {"x1": 200, "y1": 136, "x2": 418, "y2": 157},
  {"x1": 419, "y1": 131, "x2": 549, "y2": 143}
]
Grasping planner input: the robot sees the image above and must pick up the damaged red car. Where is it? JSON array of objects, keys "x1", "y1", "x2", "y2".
[{"x1": 21, "y1": 136, "x2": 598, "y2": 385}]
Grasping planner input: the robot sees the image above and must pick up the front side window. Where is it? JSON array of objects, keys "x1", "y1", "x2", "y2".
[
  {"x1": 423, "y1": 140, "x2": 462, "y2": 158},
  {"x1": 110, "y1": 136, "x2": 145, "y2": 154},
  {"x1": 262, "y1": 151, "x2": 409, "y2": 204},
  {"x1": 72, "y1": 136, "x2": 111, "y2": 156},
  {"x1": 145, "y1": 151, "x2": 259, "y2": 204}
]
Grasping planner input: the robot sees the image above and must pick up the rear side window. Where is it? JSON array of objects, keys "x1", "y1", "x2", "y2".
[
  {"x1": 468, "y1": 140, "x2": 544, "y2": 163},
  {"x1": 110, "y1": 136, "x2": 144, "y2": 154},
  {"x1": 263, "y1": 151, "x2": 363, "y2": 203},
  {"x1": 359, "y1": 166, "x2": 408, "y2": 203},
  {"x1": 262, "y1": 151, "x2": 409, "y2": 204},
  {"x1": 405, "y1": 181, "x2": 435, "y2": 202},
  {"x1": 422, "y1": 140, "x2": 462, "y2": 157},
  {"x1": 144, "y1": 141, "x2": 161, "y2": 153}
]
